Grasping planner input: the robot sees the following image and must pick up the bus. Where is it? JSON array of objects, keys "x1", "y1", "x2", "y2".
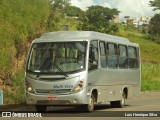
[{"x1": 25, "y1": 31, "x2": 141, "y2": 112}]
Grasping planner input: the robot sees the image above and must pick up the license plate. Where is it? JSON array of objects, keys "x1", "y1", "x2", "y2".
[{"x1": 47, "y1": 96, "x2": 57, "y2": 100}]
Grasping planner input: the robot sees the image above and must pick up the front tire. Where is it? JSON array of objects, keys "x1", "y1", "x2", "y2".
[{"x1": 84, "y1": 94, "x2": 95, "y2": 112}]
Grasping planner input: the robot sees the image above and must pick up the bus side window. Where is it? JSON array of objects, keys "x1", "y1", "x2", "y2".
[
  {"x1": 128, "y1": 46, "x2": 138, "y2": 68},
  {"x1": 99, "y1": 41, "x2": 107, "y2": 68},
  {"x1": 107, "y1": 43, "x2": 118, "y2": 68},
  {"x1": 119, "y1": 45, "x2": 128, "y2": 68},
  {"x1": 89, "y1": 41, "x2": 98, "y2": 71}
]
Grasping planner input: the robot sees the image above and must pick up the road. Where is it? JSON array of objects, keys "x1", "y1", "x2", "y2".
[{"x1": 0, "y1": 91, "x2": 160, "y2": 120}]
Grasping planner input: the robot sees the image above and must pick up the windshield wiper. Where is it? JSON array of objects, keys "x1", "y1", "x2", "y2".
[
  {"x1": 52, "y1": 50, "x2": 68, "y2": 78},
  {"x1": 54, "y1": 64, "x2": 68, "y2": 78}
]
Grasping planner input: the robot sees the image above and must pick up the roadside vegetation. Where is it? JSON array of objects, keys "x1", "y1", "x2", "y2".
[
  {"x1": 0, "y1": 0, "x2": 160, "y2": 104},
  {"x1": 141, "y1": 63, "x2": 160, "y2": 91},
  {"x1": 3, "y1": 70, "x2": 25, "y2": 104}
]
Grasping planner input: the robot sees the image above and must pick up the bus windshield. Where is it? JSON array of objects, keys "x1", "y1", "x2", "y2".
[{"x1": 27, "y1": 41, "x2": 87, "y2": 74}]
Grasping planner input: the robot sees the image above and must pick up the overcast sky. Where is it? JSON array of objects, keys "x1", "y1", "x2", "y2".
[{"x1": 70, "y1": 0, "x2": 158, "y2": 19}]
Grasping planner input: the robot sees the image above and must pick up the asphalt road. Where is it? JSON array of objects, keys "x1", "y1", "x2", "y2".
[{"x1": 0, "y1": 91, "x2": 160, "y2": 119}]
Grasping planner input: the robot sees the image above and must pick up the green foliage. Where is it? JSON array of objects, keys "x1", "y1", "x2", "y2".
[
  {"x1": 63, "y1": 6, "x2": 83, "y2": 17},
  {"x1": 141, "y1": 63, "x2": 160, "y2": 91},
  {"x1": 78, "y1": 5, "x2": 119, "y2": 34},
  {"x1": 150, "y1": 0, "x2": 160, "y2": 10},
  {"x1": 149, "y1": 14, "x2": 160, "y2": 37},
  {"x1": 147, "y1": 31, "x2": 160, "y2": 44},
  {"x1": 47, "y1": 0, "x2": 80, "y2": 31},
  {"x1": 148, "y1": 0, "x2": 160, "y2": 43},
  {"x1": 51, "y1": 0, "x2": 71, "y2": 10}
]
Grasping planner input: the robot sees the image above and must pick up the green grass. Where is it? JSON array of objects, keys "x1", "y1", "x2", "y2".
[{"x1": 141, "y1": 63, "x2": 160, "y2": 91}]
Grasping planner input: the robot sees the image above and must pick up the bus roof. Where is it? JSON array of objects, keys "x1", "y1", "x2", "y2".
[{"x1": 33, "y1": 31, "x2": 139, "y2": 46}]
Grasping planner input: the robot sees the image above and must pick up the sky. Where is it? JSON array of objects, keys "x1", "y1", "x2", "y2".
[{"x1": 70, "y1": 0, "x2": 158, "y2": 19}]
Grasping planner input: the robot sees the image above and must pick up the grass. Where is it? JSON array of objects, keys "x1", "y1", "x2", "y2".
[{"x1": 141, "y1": 63, "x2": 160, "y2": 91}]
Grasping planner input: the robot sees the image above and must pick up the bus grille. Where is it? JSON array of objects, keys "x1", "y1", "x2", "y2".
[{"x1": 35, "y1": 89, "x2": 71, "y2": 94}]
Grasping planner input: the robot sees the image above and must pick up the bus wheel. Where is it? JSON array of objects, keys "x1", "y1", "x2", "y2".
[
  {"x1": 35, "y1": 105, "x2": 47, "y2": 112},
  {"x1": 120, "y1": 92, "x2": 126, "y2": 107},
  {"x1": 85, "y1": 94, "x2": 95, "y2": 112},
  {"x1": 110, "y1": 92, "x2": 126, "y2": 108}
]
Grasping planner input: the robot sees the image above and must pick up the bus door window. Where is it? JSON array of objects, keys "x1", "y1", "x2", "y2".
[
  {"x1": 89, "y1": 41, "x2": 98, "y2": 70},
  {"x1": 128, "y1": 46, "x2": 138, "y2": 68},
  {"x1": 99, "y1": 41, "x2": 107, "y2": 68},
  {"x1": 107, "y1": 43, "x2": 118, "y2": 68}
]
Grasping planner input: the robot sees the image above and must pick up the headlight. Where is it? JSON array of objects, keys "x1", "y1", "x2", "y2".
[
  {"x1": 72, "y1": 80, "x2": 84, "y2": 93},
  {"x1": 25, "y1": 81, "x2": 34, "y2": 93}
]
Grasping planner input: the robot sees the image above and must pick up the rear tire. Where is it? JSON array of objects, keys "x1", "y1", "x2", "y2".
[
  {"x1": 35, "y1": 105, "x2": 47, "y2": 112},
  {"x1": 110, "y1": 92, "x2": 126, "y2": 108}
]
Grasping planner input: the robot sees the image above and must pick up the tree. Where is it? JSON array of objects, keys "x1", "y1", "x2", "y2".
[
  {"x1": 47, "y1": 0, "x2": 81, "y2": 31},
  {"x1": 150, "y1": 0, "x2": 160, "y2": 10},
  {"x1": 148, "y1": 0, "x2": 160, "y2": 43},
  {"x1": 149, "y1": 13, "x2": 160, "y2": 35},
  {"x1": 47, "y1": 0, "x2": 71, "y2": 31},
  {"x1": 51, "y1": 0, "x2": 71, "y2": 10},
  {"x1": 124, "y1": 16, "x2": 130, "y2": 24},
  {"x1": 149, "y1": 0, "x2": 160, "y2": 34},
  {"x1": 78, "y1": 5, "x2": 120, "y2": 34},
  {"x1": 63, "y1": 6, "x2": 82, "y2": 17}
]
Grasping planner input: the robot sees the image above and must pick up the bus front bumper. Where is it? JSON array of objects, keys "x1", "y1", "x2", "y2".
[{"x1": 25, "y1": 91, "x2": 88, "y2": 105}]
